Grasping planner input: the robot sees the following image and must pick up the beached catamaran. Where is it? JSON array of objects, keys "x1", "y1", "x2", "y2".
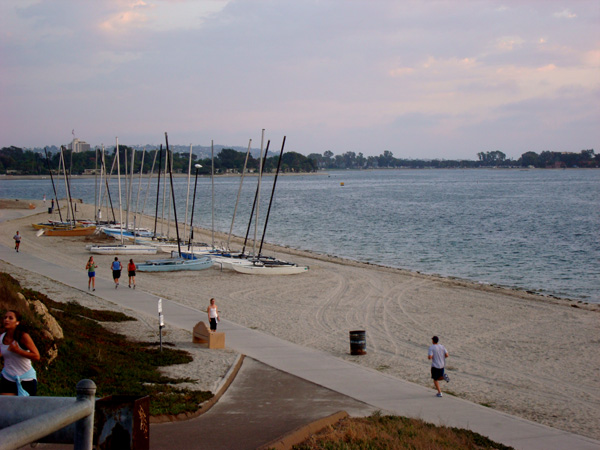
[
  {"x1": 36, "y1": 146, "x2": 96, "y2": 236},
  {"x1": 137, "y1": 133, "x2": 213, "y2": 272},
  {"x1": 91, "y1": 140, "x2": 164, "y2": 255},
  {"x1": 225, "y1": 135, "x2": 309, "y2": 275}
]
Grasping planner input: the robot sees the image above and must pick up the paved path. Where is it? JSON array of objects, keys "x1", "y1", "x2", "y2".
[
  {"x1": 1, "y1": 235, "x2": 599, "y2": 450},
  {"x1": 151, "y1": 357, "x2": 376, "y2": 450}
]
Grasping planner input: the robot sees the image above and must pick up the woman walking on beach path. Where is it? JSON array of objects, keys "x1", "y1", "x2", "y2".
[
  {"x1": 13, "y1": 231, "x2": 21, "y2": 252},
  {"x1": 207, "y1": 298, "x2": 220, "y2": 332},
  {"x1": 128, "y1": 259, "x2": 136, "y2": 289},
  {"x1": 0, "y1": 310, "x2": 40, "y2": 396},
  {"x1": 428, "y1": 336, "x2": 450, "y2": 397},
  {"x1": 111, "y1": 257, "x2": 122, "y2": 289},
  {"x1": 86, "y1": 256, "x2": 97, "y2": 291}
]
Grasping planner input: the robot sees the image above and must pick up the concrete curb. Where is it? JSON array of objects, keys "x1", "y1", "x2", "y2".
[
  {"x1": 150, "y1": 353, "x2": 245, "y2": 424},
  {"x1": 257, "y1": 410, "x2": 349, "y2": 450}
]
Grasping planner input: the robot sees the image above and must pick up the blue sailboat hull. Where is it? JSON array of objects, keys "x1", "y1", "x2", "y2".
[{"x1": 136, "y1": 256, "x2": 213, "y2": 272}]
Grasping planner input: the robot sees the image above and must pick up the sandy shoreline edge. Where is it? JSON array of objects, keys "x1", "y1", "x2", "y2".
[{"x1": 1, "y1": 200, "x2": 599, "y2": 440}]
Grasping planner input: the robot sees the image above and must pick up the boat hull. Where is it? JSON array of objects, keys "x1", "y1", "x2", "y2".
[
  {"x1": 88, "y1": 245, "x2": 158, "y2": 255},
  {"x1": 44, "y1": 226, "x2": 97, "y2": 236},
  {"x1": 232, "y1": 264, "x2": 309, "y2": 275},
  {"x1": 137, "y1": 257, "x2": 213, "y2": 272}
]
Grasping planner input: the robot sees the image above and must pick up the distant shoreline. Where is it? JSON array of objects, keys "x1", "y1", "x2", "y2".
[
  {"x1": 0, "y1": 172, "x2": 326, "y2": 181},
  {"x1": 1, "y1": 167, "x2": 598, "y2": 181}
]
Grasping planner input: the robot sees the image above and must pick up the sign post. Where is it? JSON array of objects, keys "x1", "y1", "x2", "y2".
[{"x1": 158, "y1": 298, "x2": 164, "y2": 352}]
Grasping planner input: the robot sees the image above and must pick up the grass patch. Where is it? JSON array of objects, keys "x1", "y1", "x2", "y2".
[
  {"x1": 27, "y1": 291, "x2": 135, "y2": 322},
  {"x1": 293, "y1": 413, "x2": 514, "y2": 449},
  {"x1": 1, "y1": 273, "x2": 212, "y2": 416}
]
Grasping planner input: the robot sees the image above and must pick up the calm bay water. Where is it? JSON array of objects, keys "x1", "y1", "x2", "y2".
[{"x1": 1, "y1": 169, "x2": 598, "y2": 303}]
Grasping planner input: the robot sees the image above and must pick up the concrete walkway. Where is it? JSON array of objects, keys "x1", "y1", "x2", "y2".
[{"x1": 1, "y1": 240, "x2": 599, "y2": 450}]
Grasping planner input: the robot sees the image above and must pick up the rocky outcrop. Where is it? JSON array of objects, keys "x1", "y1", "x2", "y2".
[
  {"x1": 29, "y1": 298, "x2": 64, "y2": 340},
  {"x1": 13, "y1": 292, "x2": 64, "y2": 365}
]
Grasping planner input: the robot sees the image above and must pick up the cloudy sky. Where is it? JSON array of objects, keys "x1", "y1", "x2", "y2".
[{"x1": 1, "y1": 1, "x2": 598, "y2": 159}]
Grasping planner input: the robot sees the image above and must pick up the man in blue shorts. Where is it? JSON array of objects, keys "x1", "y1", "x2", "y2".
[{"x1": 428, "y1": 336, "x2": 449, "y2": 397}]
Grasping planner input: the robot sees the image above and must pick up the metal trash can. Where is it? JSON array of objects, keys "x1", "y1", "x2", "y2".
[
  {"x1": 95, "y1": 395, "x2": 150, "y2": 450},
  {"x1": 349, "y1": 330, "x2": 366, "y2": 355},
  {"x1": 48, "y1": 207, "x2": 52, "y2": 214}
]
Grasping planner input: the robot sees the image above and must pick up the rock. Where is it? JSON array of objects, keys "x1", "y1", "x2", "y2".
[
  {"x1": 30, "y1": 300, "x2": 64, "y2": 340},
  {"x1": 16, "y1": 292, "x2": 29, "y2": 310}
]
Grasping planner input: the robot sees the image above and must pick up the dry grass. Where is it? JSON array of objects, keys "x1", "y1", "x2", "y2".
[{"x1": 293, "y1": 413, "x2": 513, "y2": 450}]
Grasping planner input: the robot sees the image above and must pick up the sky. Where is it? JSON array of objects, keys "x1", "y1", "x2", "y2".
[{"x1": 1, "y1": 1, "x2": 599, "y2": 160}]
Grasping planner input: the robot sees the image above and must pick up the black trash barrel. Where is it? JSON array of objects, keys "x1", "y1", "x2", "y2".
[
  {"x1": 349, "y1": 330, "x2": 366, "y2": 355},
  {"x1": 48, "y1": 207, "x2": 52, "y2": 214}
]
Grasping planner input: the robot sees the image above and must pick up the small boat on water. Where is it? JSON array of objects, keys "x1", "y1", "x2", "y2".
[{"x1": 136, "y1": 255, "x2": 213, "y2": 272}]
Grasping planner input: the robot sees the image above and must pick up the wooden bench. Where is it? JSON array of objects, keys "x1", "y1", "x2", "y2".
[{"x1": 192, "y1": 321, "x2": 225, "y2": 349}]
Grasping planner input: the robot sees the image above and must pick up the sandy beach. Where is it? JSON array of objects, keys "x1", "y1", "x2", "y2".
[{"x1": 1, "y1": 200, "x2": 599, "y2": 440}]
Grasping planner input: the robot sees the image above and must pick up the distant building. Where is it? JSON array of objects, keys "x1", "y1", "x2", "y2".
[{"x1": 68, "y1": 138, "x2": 90, "y2": 153}]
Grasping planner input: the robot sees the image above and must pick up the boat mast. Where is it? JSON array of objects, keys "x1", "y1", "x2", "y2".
[
  {"x1": 161, "y1": 148, "x2": 169, "y2": 239},
  {"x1": 116, "y1": 138, "x2": 124, "y2": 245},
  {"x1": 227, "y1": 139, "x2": 251, "y2": 250},
  {"x1": 252, "y1": 130, "x2": 265, "y2": 257},
  {"x1": 242, "y1": 139, "x2": 270, "y2": 255},
  {"x1": 97, "y1": 146, "x2": 103, "y2": 223},
  {"x1": 65, "y1": 148, "x2": 77, "y2": 224},
  {"x1": 165, "y1": 151, "x2": 173, "y2": 239},
  {"x1": 103, "y1": 147, "x2": 118, "y2": 224},
  {"x1": 188, "y1": 164, "x2": 202, "y2": 249},
  {"x1": 44, "y1": 148, "x2": 63, "y2": 222},
  {"x1": 211, "y1": 140, "x2": 215, "y2": 249},
  {"x1": 133, "y1": 148, "x2": 146, "y2": 235},
  {"x1": 259, "y1": 136, "x2": 286, "y2": 258},
  {"x1": 60, "y1": 146, "x2": 76, "y2": 225},
  {"x1": 183, "y1": 144, "x2": 193, "y2": 243},
  {"x1": 165, "y1": 133, "x2": 182, "y2": 257},
  {"x1": 140, "y1": 148, "x2": 158, "y2": 233},
  {"x1": 153, "y1": 145, "x2": 163, "y2": 239},
  {"x1": 127, "y1": 146, "x2": 135, "y2": 232},
  {"x1": 94, "y1": 147, "x2": 98, "y2": 223}
]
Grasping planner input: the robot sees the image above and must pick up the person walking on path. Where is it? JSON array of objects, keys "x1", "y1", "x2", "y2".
[
  {"x1": 86, "y1": 256, "x2": 97, "y2": 291},
  {"x1": 51, "y1": 198, "x2": 54, "y2": 212},
  {"x1": 428, "y1": 336, "x2": 450, "y2": 397},
  {"x1": 43, "y1": 195, "x2": 46, "y2": 204},
  {"x1": 207, "y1": 298, "x2": 220, "y2": 332},
  {"x1": 111, "y1": 257, "x2": 122, "y2": 289},
  {"x1": 0, "y1": 310, "x2": 40, "y2": 396},
  {"x1": 128, "y1": 259, "x2": 137, "y2": 289},
  {"x1": 13, "y1": 231, "x2": 21, "y2": 252}
]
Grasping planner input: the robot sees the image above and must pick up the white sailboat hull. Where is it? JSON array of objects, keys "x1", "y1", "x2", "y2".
[
  {"x1": 87, "y1": 245, "x2": 158, "y2": 255},
  {"x1": 232, "y1": 264, "x2": 309, "y2": 275}
]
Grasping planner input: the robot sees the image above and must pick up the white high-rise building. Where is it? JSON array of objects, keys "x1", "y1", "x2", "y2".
[{"x1": 69, "y1": 138, "x2": 91, "y2": 153}]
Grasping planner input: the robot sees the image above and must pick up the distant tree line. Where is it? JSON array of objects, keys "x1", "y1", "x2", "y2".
[
  {"x1": 0, "y1": 146, "x2": 317, "y2": 175},
  {"x1": 0, "y1": 146, "x2": 597, "y2": 175},
  {"x1": 307, "y1": 149, "x2": 598, "y2": 169}
]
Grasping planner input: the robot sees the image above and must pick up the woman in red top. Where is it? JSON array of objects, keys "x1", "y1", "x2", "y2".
[{"x1": 128, "y1": 259, "x2": 137, "y2": 289}]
